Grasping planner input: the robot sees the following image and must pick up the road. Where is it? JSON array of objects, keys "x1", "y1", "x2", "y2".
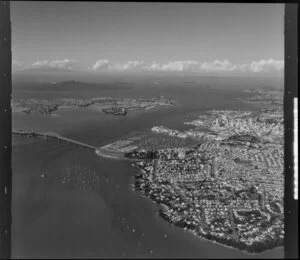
[{"x1": 13, "y1": 130, "x2": 98, "y2": 150}]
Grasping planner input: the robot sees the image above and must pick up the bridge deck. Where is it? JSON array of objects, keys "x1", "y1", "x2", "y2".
[{"x1": 13, "y1": 130, "x2": 98, "y2": 150}]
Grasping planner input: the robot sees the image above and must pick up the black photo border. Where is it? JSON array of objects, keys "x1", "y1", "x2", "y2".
[{"x1": 0, "y1": 1, "x2": 298, "y2": 259}]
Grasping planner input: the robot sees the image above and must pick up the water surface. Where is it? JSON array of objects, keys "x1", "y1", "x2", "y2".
[{"x1": 12, "y1": 80, "x2": 284, "y2": 258}]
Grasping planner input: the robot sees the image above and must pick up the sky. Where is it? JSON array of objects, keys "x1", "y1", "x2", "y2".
[{"x1": 11, "y1": 2, "x2": 284, "y2": 76}]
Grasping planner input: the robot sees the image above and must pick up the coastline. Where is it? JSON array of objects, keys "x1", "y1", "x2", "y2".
[
  {"x1": 96, "y1": 147, "x2": 142, "y2": 162},
  {"x1": 128, "y1": 105, "x2": 284, "y2": 255},
  {"x1": 95, "y1": 149, "x2": 123, "y2": 160},
  {"x1": 134, "y1": 183, "x2": 284, "y2": 255},
  {"x1": 179, "y1": 221, "x2": 284, "y2": 256},
  {"x1": 12, "y1": 96, "x2": 176, "y2": 116},
  {"x1": 132, "y1": 185, "x2": 284, "y2": 256},
  {"x1": 12, "y1": 129, "x2": 283, "y2": 257},
  {"x1": 12, "y1": 97, "x2": 284, "y2": 255}
]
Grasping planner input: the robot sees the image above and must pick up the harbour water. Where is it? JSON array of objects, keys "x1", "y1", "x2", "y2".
[{"x1": 12, "y1": 78, "x2": 284, "y2": 258}]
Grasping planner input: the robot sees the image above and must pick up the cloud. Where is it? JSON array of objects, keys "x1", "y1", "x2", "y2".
[
  {"x1": 200, "y1": 60, "x2": 237, "y2": 72},
  {"x1": 92, "y1": 59, "x2": 112, "y2": 70},
  {"x1": 160, "y1": 61, "x2": 199, "y2": 71},
  {"x1": 142, "y1": 60, "x2": 237, "y2": 72},
  {"x1": 247, "y1": 59, "x2": 284, "y2": 73},
  {"x1": 93, "y1": 60, "x2": 202, "y2": 72},
  {"x1": 148, "y1": 62, "x2": 161, "y2": 71},
  {"x1": 115, "y1": 60, "x2": 145, "y2": 70},
  {"x1": 123, "y1": 60, "x2": 145, "y2": 70},
  {"x1": 93, "y1": 60, "x2": 145, "y2": 71},
  {"x1": 91, "y1": 59, "x2": 284, "y2": 74},
  {"x1": 31, "y1": 59, "x2": 80, "y2": 71},
  {"x1": 148, "y1": 59, "x2": 284, "y2": 73},
  {"x1": 12, "y1": 60, "x2": 25, "y2": 71},
  {"x1": 14, "y1": 58, "x2": 284, "y2": 74}
]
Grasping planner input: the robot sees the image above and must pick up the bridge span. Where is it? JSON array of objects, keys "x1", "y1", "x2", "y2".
[{"x1": 13, "y1": 130, "x2": 98, "y2": 150}]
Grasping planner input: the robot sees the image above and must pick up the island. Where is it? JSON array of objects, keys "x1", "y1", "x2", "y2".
[
  {"x1": 239, "y1": 88, "x2": 283, "y2": 109},
  {"x1": 102, "y1": 106, "x2": 127, "y2": 116}
]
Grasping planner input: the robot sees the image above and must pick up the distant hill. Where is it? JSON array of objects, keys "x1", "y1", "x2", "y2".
[{"x1": 51, "y1": 80, "x2": 82, "y2": 85}]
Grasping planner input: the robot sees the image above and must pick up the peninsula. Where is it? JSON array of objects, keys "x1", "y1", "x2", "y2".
[
  {"x1": 128, "y1": 106, "x2": 284, "y2": 254},
  {"x1": 98, "y1": 100, "x2": 284, "y2": 254}
]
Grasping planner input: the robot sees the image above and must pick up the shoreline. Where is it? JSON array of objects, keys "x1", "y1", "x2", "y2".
[
  {"x1": 12, "y1": 132, "x2": 283, "y2": 256},
  {"x1": 12, "y1": 96, "x2": 176, "y2": 116},
  {"x1": 132, "y1": 186, "x2": 283, "y2": 256},
  {"x1": 12, "y1": 124, "x2": 283, "y2": 255},
  {"x1": 95, "y1": 149, "x2": 119, "y2": 159},
  {"x1": 95, "y1": 149, "x2": 124, "y2": 160},
  {"x1": 134, "y1": 183, "x2": 283, "y2": 255},
  {"x1": 96, "y1": 148, "x2": 141, "y2": 162}
]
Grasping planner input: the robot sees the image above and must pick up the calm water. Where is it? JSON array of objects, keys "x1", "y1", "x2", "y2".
[{"x1": 12, "y1": 79, "x2": 284, "y2": 258}]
